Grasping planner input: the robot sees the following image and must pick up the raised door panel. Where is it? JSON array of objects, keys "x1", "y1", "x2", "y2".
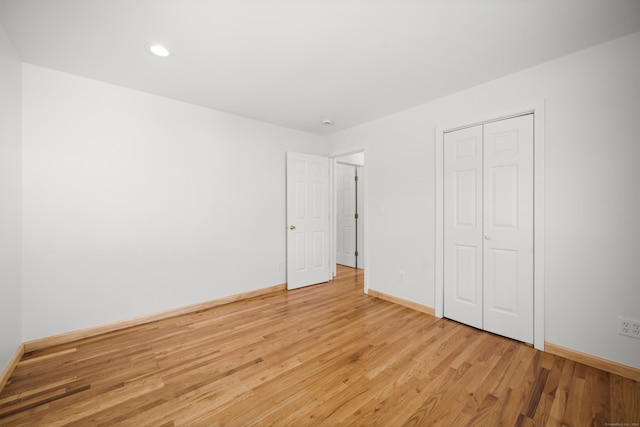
[
  {"x1": 453, "y1": 244, "x2": 480, "y2": 305},
  {"x1": 294, "y1": 233, "x2": 306, "y2": 272}
]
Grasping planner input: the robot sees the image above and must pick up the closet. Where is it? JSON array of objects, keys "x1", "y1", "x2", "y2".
[{"x1": 443, "y1": 114, "x2": 534, "y2": 344}]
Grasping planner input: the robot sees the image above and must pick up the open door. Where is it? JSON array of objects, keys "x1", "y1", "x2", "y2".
[{"x1": 286, "y1": 152, "x2": 331, "y2": 290}]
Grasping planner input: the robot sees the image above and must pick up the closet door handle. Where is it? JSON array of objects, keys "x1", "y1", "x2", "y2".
[{"x1": 484, "y1": 235, "x2": 492, "y2": 240}]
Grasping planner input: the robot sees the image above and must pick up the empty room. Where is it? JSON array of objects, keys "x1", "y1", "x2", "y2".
[{"x1": 1, "y1": 0, "x2": 639, "y2": 425}]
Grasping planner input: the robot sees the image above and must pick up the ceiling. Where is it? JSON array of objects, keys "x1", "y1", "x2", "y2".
[{"x1": 2, "y1": 0, "x2": 639, "y2": 136}]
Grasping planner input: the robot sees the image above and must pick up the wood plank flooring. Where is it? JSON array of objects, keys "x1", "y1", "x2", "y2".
[{"x1": 1, "y1": 266, "x2": 638, "y2": 426}]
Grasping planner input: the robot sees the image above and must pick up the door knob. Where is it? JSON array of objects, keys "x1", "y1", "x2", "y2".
[
  {"x1": 484, "y1": 235, "x2": 492, "y2": 240},
  {"x1": 289, "y1": 225, "x2": 296, "y2": 230}
]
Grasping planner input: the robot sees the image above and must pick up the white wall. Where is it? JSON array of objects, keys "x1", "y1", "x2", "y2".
[
  {"x1": 22, "y1": 65, "x2": 326, "y2": 341},
  {"x1": 327, "y1": 32, "x2": 640, "y2": 369},
  {"x1": 0, "y1": 23, "x2": 22, "y2": 372},
  {"x1": 336, "y1": 151, "x2": 365, "y2": 166}
]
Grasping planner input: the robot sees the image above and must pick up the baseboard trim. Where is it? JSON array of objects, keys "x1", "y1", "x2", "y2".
[
  {"x1": 24, "y1": 283, "x2": 287, "y2": 353},
  {"x1": 545, "y1": 342, "x2": 640, "y2": 381},
  {"x1": 0, "y1": 344, "x2": 24, "y2": 393},
  {"x1": 368, "y1": 289, "x2": 435, "y2": 316}
]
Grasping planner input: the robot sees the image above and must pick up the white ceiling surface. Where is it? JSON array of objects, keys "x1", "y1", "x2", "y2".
[{"x1": 2, "y1": 1, "x2": 639, "y2": 136}]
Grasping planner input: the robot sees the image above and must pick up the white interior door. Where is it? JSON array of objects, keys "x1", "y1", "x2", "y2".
[
  {"x1": 443, "y1": 114, "x2": 534, "y2": 343},
  {"x1": 287, "y1": 152, "x2": 331, "y2": 290},
  {"x1": 482, "y1": 115, "x2": 534, "y2": 343},
  {"x1": 336, "y1": 164, "x2": 357, "y2": 267},
  {"x1": 444, "y1": 125, "x2": 484, "y2": 329}
]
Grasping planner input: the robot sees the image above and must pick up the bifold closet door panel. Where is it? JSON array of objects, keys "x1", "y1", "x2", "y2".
[
  {"x1": 443, "y1": 125, "x2": 484, "y2": 329},
  {"x1": 482, "y1": 115, "x2": 534, "y2": 344}
]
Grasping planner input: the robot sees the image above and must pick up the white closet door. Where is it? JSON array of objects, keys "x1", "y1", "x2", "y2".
[
  {"x1": 443, "y1": 125, "x2": 484, "y2": 329},
  {"x1": 483, "y1": 115, "x2": 534, "y2": 343},
  {"x1": 443, "y1": 114, "x2": 534, "y2": 344}
]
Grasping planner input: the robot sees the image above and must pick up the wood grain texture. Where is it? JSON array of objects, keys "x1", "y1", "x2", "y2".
[
  {"x1": 368, "y1": 288, "x2": 435, "y2": 316},
  {"x1": 1, "y1": 266, "x2": 638, "y2": 426},
  {"x1": 0, "y1": 345, "x2": 23, "y2": 393},
  {"x1": 545, "y1": 342, "x2": 640, "y2": 382}
]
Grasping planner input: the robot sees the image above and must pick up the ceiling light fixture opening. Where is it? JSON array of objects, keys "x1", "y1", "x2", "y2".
[
  {"x1": 322, "y1": 119, "x2": 334, "y2": 125},
  {"x1": 145, "y1": 43, "x2": 171, "y2": 58}
]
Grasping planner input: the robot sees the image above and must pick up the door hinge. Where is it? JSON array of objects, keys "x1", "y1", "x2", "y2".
[
  {"x1": 354, "y1": 213, "x2": 359, "y2": 219},
  {"x1": 354, "y1": 175, "x2": 359, "y2": 182},
  {"x1": 355, "y1": 251, "x2": 359, "y2": 257}
]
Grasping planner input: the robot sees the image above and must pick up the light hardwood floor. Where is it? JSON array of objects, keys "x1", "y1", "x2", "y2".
[{"x1": 1, "y1": 266, "x2": 638, "y2": 426}]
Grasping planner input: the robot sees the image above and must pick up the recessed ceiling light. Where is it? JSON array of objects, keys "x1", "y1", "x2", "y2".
[
  {"x1": 322, "y1": 119, "x2": 334, "y2": 125},
  {"x1": 145, "y1": 43, "x2": 171, "y2": 58}
]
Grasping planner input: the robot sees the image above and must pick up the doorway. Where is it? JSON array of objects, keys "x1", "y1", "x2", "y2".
[
  {"x1": 335, "y1": 163, "x2": 363, "y2": 269},
  {"x1": 332, "y1": 151, "x2": 366, "y2": 286}
]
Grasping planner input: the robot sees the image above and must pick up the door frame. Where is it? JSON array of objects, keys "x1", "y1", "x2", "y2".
[
  {"x1": 435, "y1": 101, "x2": 546, "y2": 350},
  {"x1": 330, "y1": 150, "x2": 368, "y2": 292}
]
